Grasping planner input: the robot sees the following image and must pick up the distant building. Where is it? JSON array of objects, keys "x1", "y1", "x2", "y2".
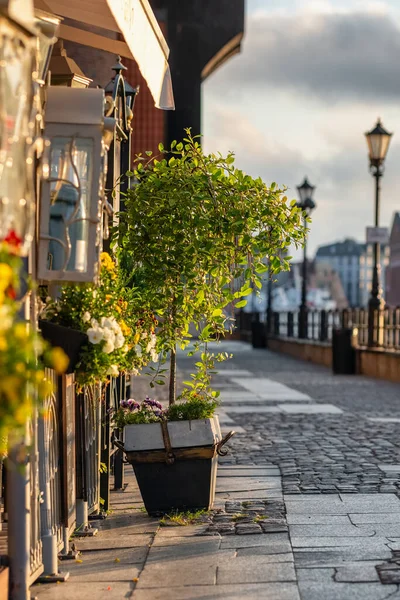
[
  {"x1": 243, "y1": 259, "x2": 346, "y2": 313},
  {"x1": 315, "y1": 239, "x2": 389, "y2": 307},
  {"x1": 385, "y1": 213, "x2": 400, "y2": 307}
]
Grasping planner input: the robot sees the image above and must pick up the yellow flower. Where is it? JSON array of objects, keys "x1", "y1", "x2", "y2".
[
  {"x1": 0, "y1": 376, "x2": 22, "y2": 404},
  {"x1": 120, "y1": 321, "x2": 131, "y2": 336},
  {"x1": 116, "y1": 305, "x2": 122, "y2": 314},
  {"x1": 106, "y1": 294, "x2": 113, "y2": 302},
  {"x1": 14, "y1": 322, "x2": 28, "y2": 340},
  {"x1": 100, "y1": 252, "x2": 115, "y2": 272},
  {"x1": 133, "y1": 332, "x2": 140, "y2": 345},
  {"x1": 0, "y1": 263, "x2": 13, "y2": 291},
  {"x1": 50, "y1": 347, "x2": 69, "y2": 375},
  {"x1": 34, "y1": 370, "x2": 45, "y2": 384},
  {"x1": 37, "y1": 378, "x2": 53, "y2": 398},
  {"x1": 15, "y1": 362, "x2": 25, "y2": 374},
  {"x1": 0, "y1": 336, "x2": 7, "y2": 351}
]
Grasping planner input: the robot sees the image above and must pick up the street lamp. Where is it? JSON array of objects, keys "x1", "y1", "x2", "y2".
[
  {"x1": 296, "y1": 177, "x2": 316, "y2": 339},
  {"x1": 365, "y1": 118, "x2": 392, "y2": 346}
]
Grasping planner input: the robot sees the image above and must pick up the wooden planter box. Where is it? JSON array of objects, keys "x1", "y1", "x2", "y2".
[
  {"x1": 39, "y1": 320, "x2": 88, "y2": 374},
  {"x1": 121, "y1": 417, "x2": 232, "y2": 516}
]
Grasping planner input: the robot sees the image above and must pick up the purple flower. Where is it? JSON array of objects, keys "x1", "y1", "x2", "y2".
[
  {"x1": 143, "y1": 398, "x2": 163, "y2": 410},
  {"x1": 121, "y1": 399, "x2": 140, "y2": 411}
]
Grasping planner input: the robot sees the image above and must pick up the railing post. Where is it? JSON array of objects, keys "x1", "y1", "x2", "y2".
[
  {"x1": 113, "y1": 374, "x2": 125, "y2": 490},
  {"x1": 100, "y1": 379, "x2": 112, "y2": 512},
  {"x1": 37, "y1": 371, "x2": 69, "y2": 581},
  {"x1": 273, "y1": 312, "x2": 279, "y2": 336},
  {"x1": 287, "y1": 312, "x2": 294, "y2": 338},
  {"x1": 7, "y1": 434, "x2": 32, "y2": 600},
  {"x1": 320, "y1": 310, "x2": 328, "y2": 342}
]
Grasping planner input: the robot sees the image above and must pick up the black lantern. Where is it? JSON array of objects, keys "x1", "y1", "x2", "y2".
[
  {"x1": 365, "y1": 119, "x2": 392, "y2": 168},
  {"x1": 296, "y1": 177, "x2": 316, "y2": 214}
]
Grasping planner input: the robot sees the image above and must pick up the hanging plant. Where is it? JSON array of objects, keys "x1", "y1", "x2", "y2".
[
  {"x1": 117, "y1": 130, "x2": 306, "y2": 408},
  {"x1": 41, "y1": 252, "x2": 159, "y2": 388}
]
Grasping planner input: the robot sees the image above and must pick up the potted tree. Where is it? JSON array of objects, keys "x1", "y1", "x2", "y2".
[{"x1": 114, "y1": 131, "x2": 306, "y2": 515}]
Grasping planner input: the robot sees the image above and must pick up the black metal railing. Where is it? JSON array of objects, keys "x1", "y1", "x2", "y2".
[{"x1": 250, "y1": 307, "x2": 400, "y2": 351}]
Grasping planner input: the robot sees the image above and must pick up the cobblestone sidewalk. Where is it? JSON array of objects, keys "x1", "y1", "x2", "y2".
[{"x1": 32, "y1": 342, "x2": 400, "y2": 600}]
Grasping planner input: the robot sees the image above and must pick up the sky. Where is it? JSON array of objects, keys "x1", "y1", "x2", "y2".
[{"x1": 202, "y1": 0, "x2": 400, "y2": 259}]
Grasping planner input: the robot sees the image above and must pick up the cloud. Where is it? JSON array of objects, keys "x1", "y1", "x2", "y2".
[
  {"x1": 206, "y1": 10, "x2": 400, "y2": 105},
  {"x1": 204, "y1": 106, "x2": 400, "y2": 256}
]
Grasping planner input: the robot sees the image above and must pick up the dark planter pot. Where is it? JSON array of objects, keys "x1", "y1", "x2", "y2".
[
  {"x1": 118, "y1": 418, "x2": 234, "y2": 516},
  {"x1": 39, "y1": 320, "x2": 88, "y2": 374},
  {"x1": 133, "y1": 456, "x2": 217, "y2": 516}
]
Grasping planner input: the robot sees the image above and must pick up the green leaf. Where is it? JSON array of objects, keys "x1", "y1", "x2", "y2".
[
  {"x1": 235, "y1": 300, "x2": 247, "y2": 308},
  {"x1": 212, "y1": 308, "x2": 223, "y2": 317}
]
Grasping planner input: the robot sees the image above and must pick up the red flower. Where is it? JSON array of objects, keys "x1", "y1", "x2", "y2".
[
  {"x1": 3, "y1": 230, "x2": 22, "y2": 251},
  {"x1": 6, "y1": 286, "x2": 16, "y2": 300}
]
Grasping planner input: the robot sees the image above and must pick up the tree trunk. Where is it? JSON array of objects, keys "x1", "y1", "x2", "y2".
[{"x1": 168, "y1": 345, "x2": 176, "y2": 406}]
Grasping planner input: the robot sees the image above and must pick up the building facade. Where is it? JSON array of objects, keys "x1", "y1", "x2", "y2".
[
  {"x1": 315, "y1": 239, "x2": 389, "y2": 307},
  {"x1": 385, "y1": 213, "x2": 400, "y2": 306}
]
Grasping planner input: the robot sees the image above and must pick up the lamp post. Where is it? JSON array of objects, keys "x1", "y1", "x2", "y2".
[
  {"x1": 296, "y1": 177, "x2": 316, "y2": 339},
  {"x1": 364, "y1": 119, "x2": 392, "y2": 346}
]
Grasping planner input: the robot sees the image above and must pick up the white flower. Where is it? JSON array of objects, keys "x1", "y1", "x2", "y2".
[
  {"x1": 106, "y1": 364, "x2": 119, "y2": 377},
  {"x1": 150, "y1": 350, "x2": 159, "y2": 363},
  {"x1": 92, "y1": 290, "x2": 97, "y2": 298},
  {"x1": 146, "y1": 341, "x2": 153, "y2": 353},
  {"x1": 90, "y1": 318, "x2": 99, "y2": 328},
  {"x1": 134, "y1": 344, "x2": 142, "y2": 357},
  {"x1": 141, "y1": 332, "x2": 148, "y2": 339},
  {"x1": 115, "y1": 333, "x2": 125, "y2": 349},
  {"x1": 131, "y1": 368, "x2": 139, "y2": 376},
  {"x1": 83, "y1": 311, "x2": 91, "y2": 323},
  {"x1": 103, "y1": 339, "x2": 115, "y2": 354},
  {"x1": 122, "y1": 344, "x2": 129, "y2": 354},
  {"x1": 102, "y1": 327, "x2": 116, "y2": 342},
  {"x1": 150, "y1": 333, "x2": 157, "y2": 347},
  {"x1": 101, "y1": 316, "x2": 120, "y2": 333},
  {"x1": 87, "y1": 327, "x2": 103, "y2": 344}
]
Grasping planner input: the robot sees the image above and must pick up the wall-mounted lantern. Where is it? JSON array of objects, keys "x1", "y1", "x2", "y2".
[
  {"x1": 38, "y1": 86, "x2": 116, "y2": 282},
  {"x1": 49, "y1": 41, "x2": 92, "y2": 88},
  {"x1": 0, "y1": 0, "x2": 42, "y2": 255}
]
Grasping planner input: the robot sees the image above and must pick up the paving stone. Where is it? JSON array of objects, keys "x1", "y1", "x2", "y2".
[
  {"x1": 221, "y1": 533, "x2": 290, "y2": 550},
  {"x1": 287, "y1": 515, "x2": 351, "y2": 525},
  {"x1": 217, "y1": 558, "x2": 296, "y2": 584},
  {"x1": 297, "y1": 581, "x2": 398, "y2": 600},
  {"x1": 235, "y1": 523, "x2": 262, "y2": 535},
  {"x1": 132, "y1": 583, "x2": 301, "y2": 600},
  {"x1": 138, "y1": 550, "x2": 235, "y2": 587},
  {"x1": 33, "y1": 582, "x2": 135, "y2": 600},
  {"x1": 279, "y1": 404, "x2": 343, "y2": 414},
  {"x1": 289, "y1": 524, "x2": 374, "y2": 537},
  {"x1": 294, "y1": 549, "x2": 392, "y2": 565},
  {"x1": 335, "y1": 564, "x2": 380, "y2": 582},
  {"x1": 291, "y1": 536, "x2": 392, "y2": 550},
  {"x1": 296, "y1": 567, "x2": 335, "y2": 582}
]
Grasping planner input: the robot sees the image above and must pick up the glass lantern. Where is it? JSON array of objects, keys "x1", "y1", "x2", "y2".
[{"x1": 38, "y1": 86, "x2": 116, "y2": 282}]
